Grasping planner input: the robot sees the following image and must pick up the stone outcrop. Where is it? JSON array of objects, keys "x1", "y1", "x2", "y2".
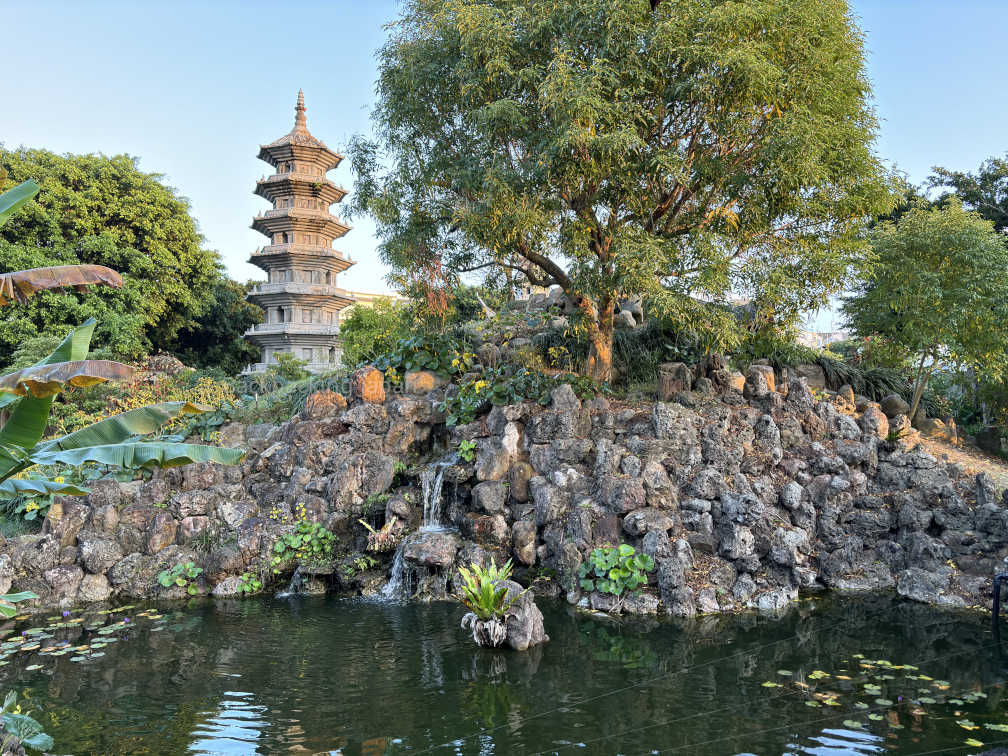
[{"x1": 6, "y1": 361, "x2": 1008, "y2": 619}]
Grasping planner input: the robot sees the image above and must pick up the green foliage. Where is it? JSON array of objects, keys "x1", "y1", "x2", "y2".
[
  {"x1": 237, "y1": 572, "x2": 263, "y2": 594},
  {"x1": 341, "y1": 553, "x2": 379, "y2": 578},
  {"x1": 167, "y1": 279, "x2": 263, "y2": 376},
  {"x1": 454, "y1": 558, "x2": 525, "y2": 621},
  {"x1": 373, "y1": 334, "x2": 476, "y2": 384},
  {"x1": 442, "y1": 367, "x2": 608, "y2": 426},
  {"x1": 339, "y1": 298, "x2": 412, "y2": 369},
  {"x1": 157, "y1": 561, "x2": 203, "y2": 595},
  {"x1": 0, "y1": 590, "x2": 38, "y2": 619},
  {"x1": 842, "y1": 199, "x2": 1008, "y2": 419},
  {"x1": 270, "y1": 518, "x2": 336, "y2": 573},
  {"x1": 0, "y1": 148, "x2": 220, "y2": 350},
  {"x1": 1, "y1": 690, "x2": 54, "y2": 753},
  {"x1": 348, "y1": 0, "x2": 893, "y2": 380},
  {"x1": 457, "y1": 439, "x2": 476, "y2": 463},
  {"x1": 270, "y1": 352, "x2": 310, "y2": 382},
  {"x1": 928, "y1": 154, "x2": 1008, "y2": 233},
  {"x1": 578, "y1": 545, "x2": 655, "y2": 606}
]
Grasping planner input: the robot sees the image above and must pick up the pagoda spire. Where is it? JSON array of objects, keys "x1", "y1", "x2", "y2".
[{"x1": 294, "y1": 89, "x2": 307, "y2": 130}]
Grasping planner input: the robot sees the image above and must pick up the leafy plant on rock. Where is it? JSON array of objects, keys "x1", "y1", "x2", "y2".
[
  {"x1": 578, "y1": 545, "x2": 655, "y2": 611},
  {"x1": 455, "y1": 558, "x2": 528, "y2": 647},
  {"x1": 1, "y1": 690, "x2": 54, "y2": 753},
  {"x1": 237, "y1": 572, "x2": 263, "y2": 594},
  {"x1": 372, "y1": 334, "x2": 476, "y2": 384},
  {"x1": 157, "y1": 561, "x2": 203, "y2": 595},
  {"x1": 457, "y1": 439, "x2": 477, "y2": 462},
  {"x1": 271, "y1": 519, "x2": 336, "y2": 573},
  {"x1": 442, "y1": 367, "x2": 608, "y2": 426}
]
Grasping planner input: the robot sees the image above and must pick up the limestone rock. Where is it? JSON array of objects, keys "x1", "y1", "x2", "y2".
[
  {"x1": 658, "y1": 362, "x2": 693, "y2": 400},
  {"x1": 77, "y1": 532, "x2": 123, "y2": 575},
  {"x1": 302, "y1": 389, "x2": 347, "y2": 419},
  {"x1": 403, "y1": 530, "x2": 460, "y2": 569},
  {"x1": 880, "y1": 393, "x2": 910, "y2": 418},
  {"x1": 502, "y1": 580, "x2": 549, "y2": 651},
  {"x1": 404, "y1": 370, "x2": 448, "y2": 395},
  {"x1": 78, "y1": 573, "x2": 112, "y2": 602},
  {"x1": 349, "y1": 366, "x2": 386, "y2": 404}
]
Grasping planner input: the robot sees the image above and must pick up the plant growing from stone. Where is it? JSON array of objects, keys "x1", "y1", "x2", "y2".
[
  {"x1": 455, "y1": 558, "x2": 527, "y2": 648},
  {"x1": 157, "y1": 561, "x2": 203, "y2": 596},
  {"x1": 578, "y1": 545, "x2": 655, "y2": 611},
  {"x1": 270, "y1": 519, "x2": 336, "y2": 573},
  {"x1": 359, "y1": 516, "x2": 400, "y2": 552},
  {"x1": 1, "y1": 690, "x2": 54, "y2": 753},
  {"x1": 457, "y1": 439, "x2": 476, "y2": 462},
  {"x1": 237, "y1": 572, "x2": 262, "y2": 594}
]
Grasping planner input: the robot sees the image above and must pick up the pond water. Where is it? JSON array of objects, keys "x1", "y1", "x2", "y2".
[{"x1": 2, "y1": 594, "x2": 1007, "y2": 755}]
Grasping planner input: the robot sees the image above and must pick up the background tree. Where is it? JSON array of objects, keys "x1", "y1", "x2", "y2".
[
  {"x1": 928, "y1": 154, "x2": 1008, "y2": 234},
  {"x1": 0, "y1": 148, "x2": 220, "y2": 348},
  {"x1": 842, "y1": 200, "x2": 1008, "y2": 420},
  {"x1": 167, "y1": 279, "x2": 263, "y2": 375},
  {"x1": 347, "y1": 0, "x2": 893, "y2": 380}
]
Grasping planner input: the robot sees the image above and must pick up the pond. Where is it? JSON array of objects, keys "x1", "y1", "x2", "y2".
[{"x1": 1, "y1": 594, "x2": 1007, "y2": 755}]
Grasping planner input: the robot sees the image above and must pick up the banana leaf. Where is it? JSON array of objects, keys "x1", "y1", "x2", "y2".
[
  {"x1": 35, "y1": 401, "x2": 211, "y2": 453},
  {"x1": 0, "y1": 359, "x2": 134, "y2": 397},
  {"x1": 0, "y1": 319, "x2": 97, "y2": 482},
  {"x1": 30, "y1": 441, "x2": 244, "y2": 469},
  {"x1": 0, "y1": 590, "x2": 38, "y2": 619},
  {"x1": 0, "y1": 477, "x2": 89, "y2": 497},
  {"x1": 0, "y1": 264, "x2": 123, "y2": 306},
  {"x1": 0, "y1": 179, "x2": 39, "y2": 228}
]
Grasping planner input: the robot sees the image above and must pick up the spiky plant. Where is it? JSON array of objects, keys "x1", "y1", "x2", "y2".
[{"x1": 454, "y1": 558, "x2": 528, "y2": 648}]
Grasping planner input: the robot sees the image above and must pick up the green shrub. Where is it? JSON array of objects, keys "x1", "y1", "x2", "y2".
[
  {"x1": 271, "y1": 352, "x2": 310, "y2": 381},
  {"x1": 270, "y1": 518, "x2": 336, "y2": 573},
  {"x1": 458, "y1": 439, "x2": 477, "y2": 462},
  {"x1": 373, "y1": 334, "x2": 476, "y2": 384},
  {"x1": 237, "y1": 572, "x2": 262, "y2": 594},
  {"x1": 442, "y1": 367, "x2": 609, "y2": 426},
  {"x1": 578, "y1": 545, "x2": 655, "y2": 609},
  {"x1": 157, "y1": 561, "x2": 203, "y2": 595},
  {"x1": 455, "y1": 558, "x2": 525, "y2": 621}
]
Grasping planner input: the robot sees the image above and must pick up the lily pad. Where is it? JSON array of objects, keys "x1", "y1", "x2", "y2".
[{"x1": 842, "y1": 720, "x2": 864, "y2": 729}]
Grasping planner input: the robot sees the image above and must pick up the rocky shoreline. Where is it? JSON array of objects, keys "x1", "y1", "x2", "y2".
[{"x1": 4, "y1": 363, "x2": 1007, "y2": 619}]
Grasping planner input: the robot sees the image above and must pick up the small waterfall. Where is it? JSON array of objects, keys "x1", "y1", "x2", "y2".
[
  {"x1": 421, "y1": 453, "x2": 458, "y2": 531},
  {"x1": 276, "y1": 565, "x2": 305, "y2": 598},
  {"x1": 380, "y1": 542, "x2": 414, "y2": 601}
]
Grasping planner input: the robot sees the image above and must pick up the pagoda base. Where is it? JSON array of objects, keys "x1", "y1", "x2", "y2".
[{"x1": 244, "y1": 325, "x2": 343, "y2": 374}]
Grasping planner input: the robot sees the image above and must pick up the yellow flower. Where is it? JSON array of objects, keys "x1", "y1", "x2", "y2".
[
  {"x1": 54, "y1": 476, "x2": 64, "y2": 483},
  {"x1": 25, "y1": 502, "x2": 39, "y2": 512}
]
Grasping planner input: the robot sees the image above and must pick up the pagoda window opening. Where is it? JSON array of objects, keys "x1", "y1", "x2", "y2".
[
  {"x1": 276, "y1": 307, "x2": 286, "y2": 324},
  {"x1": 325, "y1": 271, "x2": 331, "y2": 285},
  {"x1": 303, "y1": 348, "x2": 313, "y2": 362},
  {"x1": 328, "y1": 347, "x2": 336, "y2": 363},
  {"x1": 303, "y1": 309, "x2": 312, "y2": 324}
]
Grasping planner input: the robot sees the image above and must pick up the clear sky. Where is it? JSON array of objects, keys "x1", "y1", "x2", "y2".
[{"x1": 3, "y1": 1, "x2": 1006, "y2": 312}]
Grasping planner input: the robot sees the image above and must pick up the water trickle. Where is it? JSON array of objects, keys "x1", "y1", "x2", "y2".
[
  {"x1": 276, "y1": 564, "x2": 306, "y2": 598},
  {"x1": 380, "y1": 542, "x2": 414, "y2": 601}
]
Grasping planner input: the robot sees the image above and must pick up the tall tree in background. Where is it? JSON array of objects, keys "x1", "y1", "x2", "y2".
[
  {"x1": 348, "y1": 0, "x2": 893, "y2": 380},
  {"x1": 927, "y1": 154, "x2": 1008, "y2": 234},
  {"x1": 168, "y1": 279, "x2": 263, "y2": 375},
  {"x1": 0, "y1": 148, "x2": 220, "y2": 348},
  {"x1": 842, "y1": 200, "x2": 1008, "y2": 420}
]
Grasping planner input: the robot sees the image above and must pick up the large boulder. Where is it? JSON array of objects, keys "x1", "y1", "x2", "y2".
[
  {"x1": 349, "y1": 366, "x2": 386, "y2": 404},
  {"x1": 880, "y1": 393, "x2": 910, "y2": 418},
  {"x1": 403, "y1": 530, "x2": 460, "y2": 569},
  {"x1": 502, "y1": 579, "x2": 549, "y2": 651},
  {"x1": 658, "y1": 362, "x2": 693, "y2": 400}
]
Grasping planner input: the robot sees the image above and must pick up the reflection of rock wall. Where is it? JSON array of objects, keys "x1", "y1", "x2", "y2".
[{"x1": 6, "y1": 360, "x2": 1008, "y2": 617}]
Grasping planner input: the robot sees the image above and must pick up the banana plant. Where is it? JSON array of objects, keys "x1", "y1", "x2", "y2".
[
  {"x1": 0, "y1": 320, "x2": 244, "y2": 498},
  {"x1": 0, "y1": 176, "x2": 243, "y2": 498},
  {"x1": 0, "y1": 177, "x2": 124, "y2": 304}
]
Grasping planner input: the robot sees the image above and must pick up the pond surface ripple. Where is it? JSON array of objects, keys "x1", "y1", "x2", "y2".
[{"x1": 2, "y1": 594, "x2": 1007, "y2": 755}]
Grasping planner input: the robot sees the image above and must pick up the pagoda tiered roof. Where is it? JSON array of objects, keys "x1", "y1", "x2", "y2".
[
  {"x1": 257, "y1": 91, "x2": 342, "y2": 170},
  {"x1": 254, "y1": 172, "x2": 348, "y2": 205}
]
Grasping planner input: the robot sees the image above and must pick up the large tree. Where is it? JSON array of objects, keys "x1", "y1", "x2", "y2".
[
  {"x1": 842, "y1": 200, "x2": 1008, "y2": 420},
  {"x1": 0, "y1": 148, "x2": 220, "y2": 347},
  {"x1": 348, "y1": 0, "x2": 893, "y2": 380},
  {"x1": 167, "y1": 278, "x2": 263, "y2": 375}
]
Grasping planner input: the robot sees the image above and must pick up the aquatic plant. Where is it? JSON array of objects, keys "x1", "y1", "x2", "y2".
[
  {"x1": 0, "y1": 590, "x2": 37, "y2": 619},
  {"x1": 1, "y1": 690, "x2": 53, "y2": 753},
  {"x1": 455, "y1": 559, "x2": 527, "y2": 648},
  {"x1": 578, "y1": 545, "x2": 655, "y2": 611},
  {"x1": 157, "y1": 561, "x2": 203, "y2": 595},
  {"x1": 237, "y1": 572, "x2": 262, "y2": 594}
]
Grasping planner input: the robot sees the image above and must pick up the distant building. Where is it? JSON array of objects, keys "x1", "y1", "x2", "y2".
[
  {"x1": 797, "y1": 330, "x2": 849, "y2": 349},
  {"x1": 243, "y1": 91, "x2": 357, "y2": 373},
  {"x1": 337, "y1": 289, "x2": 410, "y2": 324}
]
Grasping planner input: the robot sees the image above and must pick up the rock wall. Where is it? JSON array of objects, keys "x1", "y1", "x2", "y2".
[{"x1": 5, "y1": 364, "x2": 1007, "y2": 616}]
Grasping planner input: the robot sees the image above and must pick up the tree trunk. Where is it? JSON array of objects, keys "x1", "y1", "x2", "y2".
[
  {"x1": 908, "y1": 350, "x2": 935, "y2": 422},
  {"x1": 585, "y1": 299, "x2": 615, "y2": 383}
]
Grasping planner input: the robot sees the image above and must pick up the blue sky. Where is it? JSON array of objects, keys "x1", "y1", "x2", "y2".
[{"x1": 3, "y1": 1, "x2": 1006, "y2": 320}]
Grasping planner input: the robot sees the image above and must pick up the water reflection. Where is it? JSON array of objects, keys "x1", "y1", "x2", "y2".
[{"x1": 0, "y1": 595, "x2": 1004, "y2": 755}]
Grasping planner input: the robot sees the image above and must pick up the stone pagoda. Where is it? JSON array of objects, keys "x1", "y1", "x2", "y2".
[{"x1": 244, "y1": 90, "x2": 356, "y2": 373}]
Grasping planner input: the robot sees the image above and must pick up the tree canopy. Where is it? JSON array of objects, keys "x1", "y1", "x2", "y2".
[
  {"x1": 928, "y1": 154, "x2": 1008, "y2": 234},
  {"x1": 347, "y1": 0, "x2": 894, "y2": 379},
  {"x1": 0, "y1": 148, "x2": 220, "y2": 348},
  {"x1": 167, "y1": 279, "x2": 263, "y2": 375},
  {"x1": 842, "y1": 200, "x2": 1008, "y2": 419}
]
